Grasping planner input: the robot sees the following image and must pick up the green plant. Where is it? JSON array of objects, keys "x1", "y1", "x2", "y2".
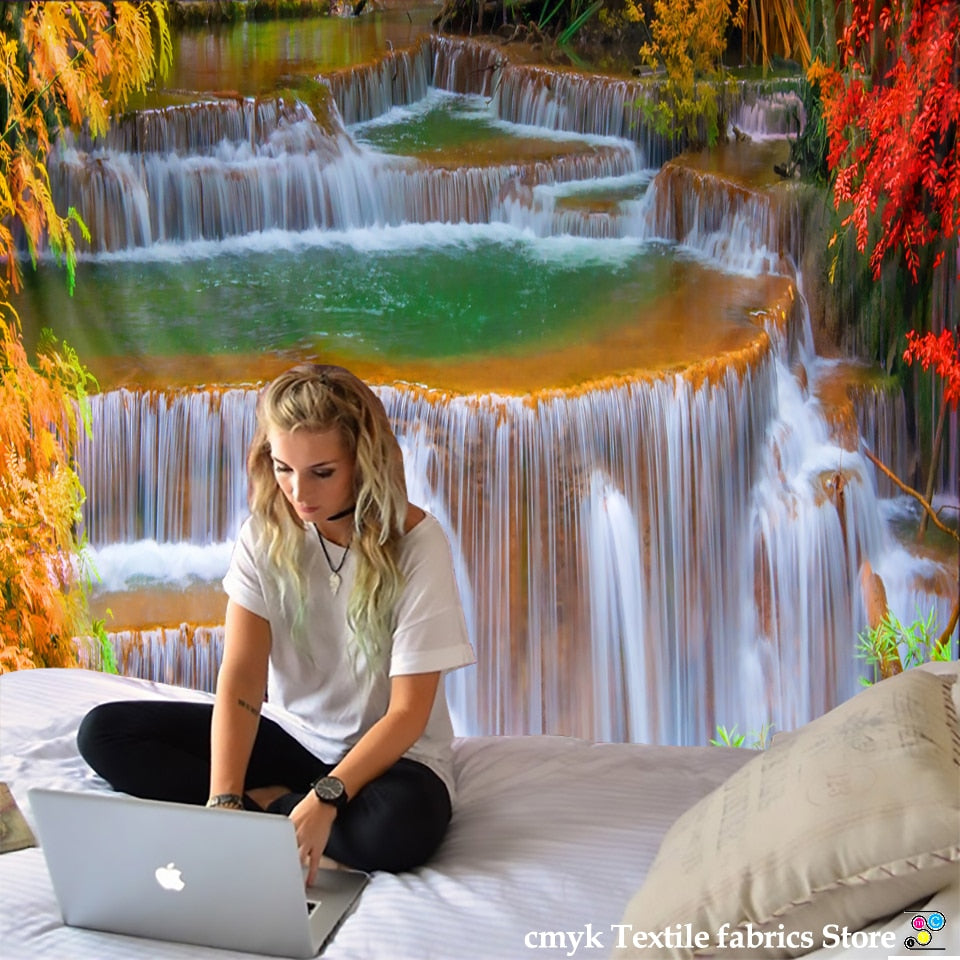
[
  {"x1": 557, "y1": 0, "x2": 603, "y2": 46},
  {"x1": 856, "y1": 608, "x2": 954, "y2": 687},
  {"x1": 710, "y1": 722, "x2": 774, "y2": 749},
  {"x1": 91, "y1": 616, "x2": 119, "y2": 675},
  {"x1": 788, "y1": 67, "x2": 829, "y2": 184},
  {"x1": 537, "y1": 0, "x2": 567, "y2": 31}
]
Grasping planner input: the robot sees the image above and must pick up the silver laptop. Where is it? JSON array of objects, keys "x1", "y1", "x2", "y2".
[{"x1": 29, "y1": 787, "x2": 368, "y2": 958}]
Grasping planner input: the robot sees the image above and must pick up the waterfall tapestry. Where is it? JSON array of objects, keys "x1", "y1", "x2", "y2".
[{"x1": 13, "y1": 20, "x2": 958, "y2": 745}]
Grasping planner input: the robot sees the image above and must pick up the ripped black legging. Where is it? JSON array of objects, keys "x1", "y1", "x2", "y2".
[{"x1": 76, "y1": 700, "x2": 451, "y2": 874}]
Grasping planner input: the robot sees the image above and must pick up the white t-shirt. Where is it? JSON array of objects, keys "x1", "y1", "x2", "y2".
[{"x1": 222, "y1": 511, "x2": 475, "y2": 798}]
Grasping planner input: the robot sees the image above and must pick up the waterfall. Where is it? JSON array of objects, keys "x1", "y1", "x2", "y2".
[
  {"x1": 77, "y1": 388, "x2": 257, "y2": 544},
  {"x1": 44, "y1": 36, "x2": 803, "y2": 254},
  {"x1": 582, "y1": 472, "x2": 651, "y2": 743},
  {"x1": 79, "y1": 625, "x2": 225, "y2": 693},
  {"x1": 431, "y1": 36, "x2": 503, "y2": 97},
  {"x1": 851, "y1": 382, "x2": 914, "y2": 499},
  {"x1": 493, "y1": 67, "x2": 803, "y2": 167},
  {"x1": 51, "y1": 37, "x2": 954, "y2": 745},
  {"x1": 49, "y1": 106, "x2": 642, "y2": 251},
  {"x1": 633, "y1": 158, "x2": 802, "y2": 274},
  {"x1": 325, "y1": 37, "x2": 433, "y2": 124},
  {"x1": 493, "y1": 66, "x2": 670, "y2": 167},
  {"x1": 496, "y1": 169, "x2": 652, "y2": 239},
  {"x1": 73, "y1": 97, "x2": 331, "y2": 155},
  {"x1": 50, "y1": 99, "x2": 351, "y2": 251},
  {"x1": 381, "y1": 345, "x2": 779, "y2": 743},
  {"x1": 497, "y1": 153, "x2": 803, "y2": 268},
  {"x1": 398, "y1": 430, "x2": 480, "y2": 736},
  {"x1": 727, "y1": 81, "x2": 806, "y2": 139},
  {"x1": 77, "y1": 303, "x2": 953, "y2": 741},
  {"x1": 78, "y1": 333, "x2": 778, "y2": 744},
  {"x1": 748, "y1": 358, "x2": 884, "y2": 730}
]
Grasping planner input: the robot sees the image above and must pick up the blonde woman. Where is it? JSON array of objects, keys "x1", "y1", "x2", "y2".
[{"x1": 78, "y1": 364, "x2": 475, "y2": 878}]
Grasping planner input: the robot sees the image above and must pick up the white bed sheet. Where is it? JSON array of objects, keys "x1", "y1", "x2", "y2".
[{"x1": 1, "y1": 668, "x2": 956, "y2": 960}]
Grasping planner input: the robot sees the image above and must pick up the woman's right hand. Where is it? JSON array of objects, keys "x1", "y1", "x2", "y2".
[{"x1": 290, "y1": 793, "x2": 338, "y2": 885}]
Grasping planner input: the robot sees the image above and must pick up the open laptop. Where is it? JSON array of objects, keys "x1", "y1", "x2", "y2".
[{"x1": 29, "y1": 787, "x2": 368, "y2": 958}]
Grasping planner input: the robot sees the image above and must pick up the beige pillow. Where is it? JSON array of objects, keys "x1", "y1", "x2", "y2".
[{"x1": 614, "y1": 668, "x2": 960, "y2": 959}]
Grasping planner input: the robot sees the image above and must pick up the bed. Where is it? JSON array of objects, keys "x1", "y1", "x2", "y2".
[{"x1": 1, "y1": 666, "x2": 957, "y2": 960}]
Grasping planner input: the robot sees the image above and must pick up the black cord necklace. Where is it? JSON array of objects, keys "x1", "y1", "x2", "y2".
[{"x1": 316, "y1": 528, "x2": 350, "y2": 595}]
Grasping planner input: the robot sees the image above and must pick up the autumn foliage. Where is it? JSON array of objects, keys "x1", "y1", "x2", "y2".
[
  {"x1": 818, "y1": 0, "x2": 959, "y2": 282},
  {"x1": 638, "y1": 0, "x2": 747, "y2": 148},
  {"x1": 0, "y1": 325, "x2": 96, "y2": 670},
  {"x1": 901, "y1": 327, "x2": 960, "y2": 543},
  {"x1": 1, "y1": 2, "x2": 169, "y2": 671},
  {"x1": 1, "y1": 2, "x2": 171, "y2": 293},
  {"x1": 904, "y1": 328, "x2": 960, "y2": 412}
]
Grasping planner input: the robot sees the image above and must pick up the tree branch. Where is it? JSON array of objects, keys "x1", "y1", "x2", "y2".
[
  {"x1": 937, "y1": 601, "x2": 959, "y2": 651},
  {"x1": 862, "y1": 446, "x2": 959, "y2": 542}
]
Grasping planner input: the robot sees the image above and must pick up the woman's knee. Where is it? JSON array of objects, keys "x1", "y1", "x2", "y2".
[
  {"x1": 333, "y1": 762, "x2": 452, "y2": 872},
  {"x1": 77, "y1": 701, "x2": 133, "y2": 767},
  {"x1": 76, "y1": 700, "x2": 214, "y2": 802}
]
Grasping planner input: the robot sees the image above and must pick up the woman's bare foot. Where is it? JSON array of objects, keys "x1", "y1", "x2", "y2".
[{"x1": 247, "y1": 785, "x2": 290, "y2": 809}]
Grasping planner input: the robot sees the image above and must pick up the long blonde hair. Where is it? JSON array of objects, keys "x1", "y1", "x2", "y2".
[{"x1": 247, "y1": 364, "x2": 408, "y2": 665}]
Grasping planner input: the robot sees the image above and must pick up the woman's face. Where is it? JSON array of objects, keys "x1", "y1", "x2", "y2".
[{"x1": 267, "y1": 426, "x2": 356, "y2": 526}]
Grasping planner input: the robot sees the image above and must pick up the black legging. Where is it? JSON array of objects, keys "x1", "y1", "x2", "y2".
[{"x1": 77, "y1": 701, "x2": 451, "y2": 873}]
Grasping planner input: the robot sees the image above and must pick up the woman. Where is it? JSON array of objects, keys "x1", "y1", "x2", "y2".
[{"x1": 78, "y1": 364, "x2": 475, "y2": 879}]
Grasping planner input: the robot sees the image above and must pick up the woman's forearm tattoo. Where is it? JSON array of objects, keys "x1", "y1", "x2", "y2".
[{"x1": 238, "y1": 697, "x2": 261, "y2": 717}]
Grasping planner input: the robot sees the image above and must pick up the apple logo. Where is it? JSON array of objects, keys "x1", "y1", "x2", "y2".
[{"x1": 154, "y1": 862, "x2": 185, "y2": 892}]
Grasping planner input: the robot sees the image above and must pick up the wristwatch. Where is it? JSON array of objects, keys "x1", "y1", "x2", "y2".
[{"x1": 311, "y1": 775, "x2": 349, "y2": 811}]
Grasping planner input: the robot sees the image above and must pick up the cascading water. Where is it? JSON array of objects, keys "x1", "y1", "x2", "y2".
[
  {"x1": 20, "y1": 28, "x2": 952, "y2": 745},
  {"x1": 76, "y1": 388, "x2": 256, "y2": 544},
  {"x1": 48, "y1": 98, "x2": 641, "y2": 250},
  {"x1": 582, "y1": 472, "x2": 650, "y2": 744}
]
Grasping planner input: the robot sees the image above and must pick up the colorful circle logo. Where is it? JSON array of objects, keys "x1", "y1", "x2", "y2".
[{"x1": 905, "y1": 912, "x2": 946, "y2": 950}]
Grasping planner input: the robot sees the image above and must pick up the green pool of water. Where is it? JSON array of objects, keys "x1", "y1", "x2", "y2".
[
  {"x1": 354, "y1": 93, "x2": 515, "y2": 157},
  {"x1": 16, "y1": 234, "x2": 698, "y2": 364},
  {"x1": 352, "y1": 92, "x2": 649, "y2": 174}
]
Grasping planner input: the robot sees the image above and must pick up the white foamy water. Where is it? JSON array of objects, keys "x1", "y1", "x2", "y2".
[
  {"x1": 84, "y1": 540, "x2": 236, "y2": 591},
  {"x1": 349, "y1": 87, "x2": 488, "y2": 129},
  {"x1": 79, "y1": 219, "x2": 658, "y2": 267},
  {"x1": 399, "y1": 430, "x2": 481, "y2": 736},
  {"x1": 582, "y1": 472, "x2": 651, "y2": 743}
]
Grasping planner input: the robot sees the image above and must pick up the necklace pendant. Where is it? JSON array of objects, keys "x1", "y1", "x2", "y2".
[{"x1": 316, "y1": 526, "x2": 349, "y2": 595}]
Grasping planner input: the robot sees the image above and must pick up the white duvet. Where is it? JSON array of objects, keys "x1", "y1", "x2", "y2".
[{"x1": 0, "y1": 668, "x2": 955, "y2": 960}]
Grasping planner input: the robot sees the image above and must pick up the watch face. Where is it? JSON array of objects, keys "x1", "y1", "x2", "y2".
[{"x1": 314, "y1": 777, "x2": 345, "y2": 802}]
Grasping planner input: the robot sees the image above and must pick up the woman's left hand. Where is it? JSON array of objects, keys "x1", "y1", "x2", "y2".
[{"x1": 289, "y1": 793, "x2": 338, "y2": 885}]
